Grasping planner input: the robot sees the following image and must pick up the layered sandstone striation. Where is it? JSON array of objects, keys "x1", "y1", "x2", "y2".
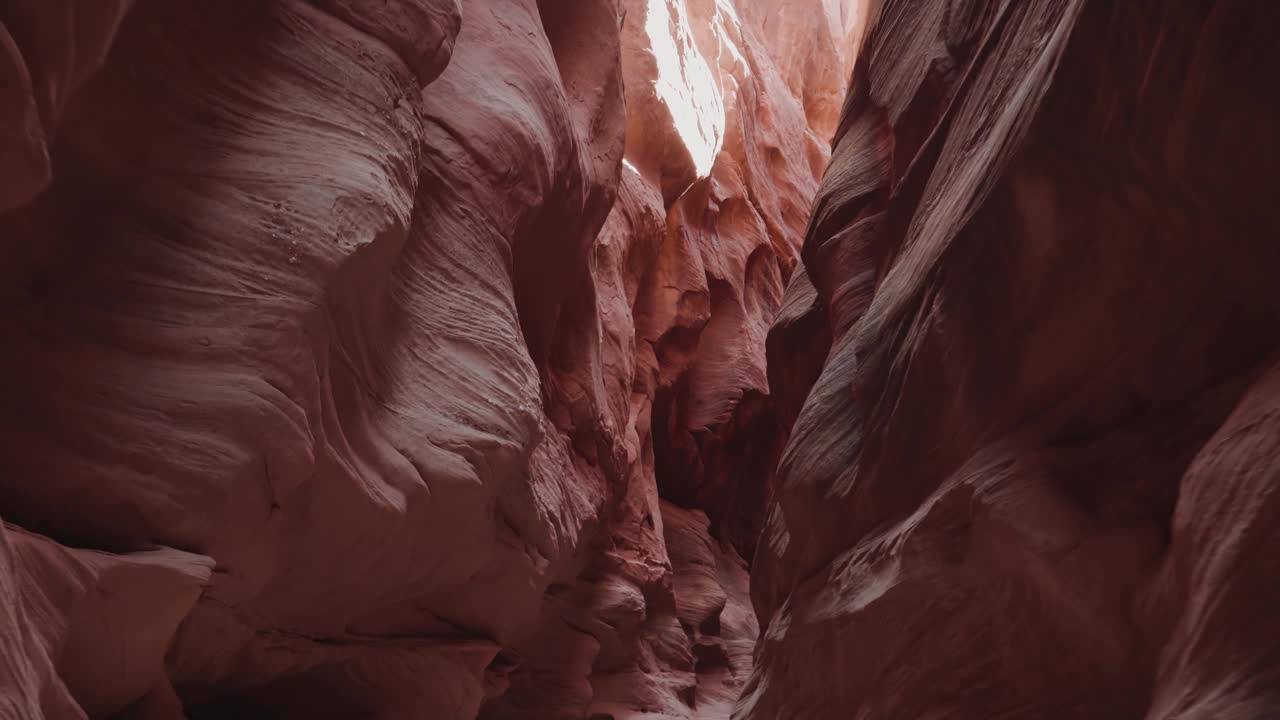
[
  {"x1": 744, "y1": 1, "x2": 1280, "y2": 718},
  {"x1": 0, "y1": 0, "x2": 855, "y2": 718},
  {"x1": 12, "y1": 2, "x2": 1272, "y2": 718}
]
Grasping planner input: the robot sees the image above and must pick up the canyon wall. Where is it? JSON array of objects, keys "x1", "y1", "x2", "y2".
[
  {"x1": 0, "y1": 1, "x2": 858, "y2": 718},
  {"x1": 743, "y1": 1, "x2": 1280, "y2": 718},
  {"x1": 9, "y1": 2, "x2": 1275, "y2": 718}
]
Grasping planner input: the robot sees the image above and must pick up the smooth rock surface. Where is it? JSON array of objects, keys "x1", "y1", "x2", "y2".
[
  {"x1": 0, "y1": 0, "x2": 854, "y2": 717},
  {"x1": 743, "y1": 1, "x2": 1280, "y2": 718},
  {"x1": 13, "y1": 1, "x2": 1272, "y2": 718}
]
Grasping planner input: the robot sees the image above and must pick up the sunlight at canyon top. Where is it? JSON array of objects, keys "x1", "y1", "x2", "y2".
[{"x1": 644, "y1": 0, "x2": 726, "y2": 176}]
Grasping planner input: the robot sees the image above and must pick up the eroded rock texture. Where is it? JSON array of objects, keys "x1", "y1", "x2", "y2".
[
  {"x1": 744, "y1": 1, "x2": 1280, "y2": 719},
  {"x1": 0, "y1": 0, "x2": 856, "y2": 718}
]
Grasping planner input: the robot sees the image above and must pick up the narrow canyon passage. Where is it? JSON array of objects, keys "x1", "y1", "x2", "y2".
[{"x1": 1, "y1": 1, "x2": 1279, "y2": 719}]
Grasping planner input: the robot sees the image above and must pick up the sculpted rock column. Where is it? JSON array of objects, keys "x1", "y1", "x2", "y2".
[
  {"x1": 742, "y1": 1, "x2": 1280, "y2": 718},
  {"x1": 483, "y1": 0, "x2": 861, "y2": 716},
  {"x1": 0, "y1": 0, "x2": 858, "y2": 717}
]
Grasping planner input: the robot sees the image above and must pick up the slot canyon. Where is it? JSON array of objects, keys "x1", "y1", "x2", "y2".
[{"x1": 1, "y1": 0, "x2": 1278, "y2": 718}]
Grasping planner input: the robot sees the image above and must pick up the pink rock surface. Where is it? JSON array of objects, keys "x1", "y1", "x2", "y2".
[
  {"x1": 0, "y1": 522, "x2": 211, "y2": 719},
  {"x1": 0, "y1": 1, "x2": 133, "y2": 212},
  {"x1": 8, "y1": 1, "x2": 1278, "y2": 717},
  {"x1": 483, "y1": 0, "x2": 858, "y2": 714},
  {"x1": 0, "y1": 0, "x2": 852, "y2": 717},
  {"x1": 743, "y1": 1, "x2": 1280, "y2": 718}
]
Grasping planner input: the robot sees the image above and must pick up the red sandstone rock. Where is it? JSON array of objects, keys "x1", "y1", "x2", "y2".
[
  {"x1": 0, "y1": 522, "x2": 211, "y2": 719},
  {"x1": 0, "y1": 0, "x2": 850, "y2": 718},
  {"x1": 0, "y1": 1, "x2": 132, "y2": 212},
  {"x1": 9, "y1": 0, "x2": 1277, "y2": 717},
  {"x1": 483, "y1": 0, "x2": 856, "y2": 714},
  {"x1": 743, "y1": 1, "x2": 1280, "y2": 718}
]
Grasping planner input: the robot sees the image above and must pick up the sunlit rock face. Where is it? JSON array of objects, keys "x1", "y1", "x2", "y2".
[
  {"x1": 0, "y1": 1, "x2": 853, "y2": 718},
  {"x1": 743, "y1": 1, "x2": 1280, "y2": 718},
  {"x1": 482, "y1": 0, "x2": 863, "y2": 716}
]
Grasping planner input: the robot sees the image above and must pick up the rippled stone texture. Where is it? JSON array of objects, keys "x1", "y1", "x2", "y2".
[
  {"x1": 0, "y1": 0, "x2": 856, "y2": 717},
  {"x1": 743, "y1": 1, "x2": 1280, "y2": 718}
]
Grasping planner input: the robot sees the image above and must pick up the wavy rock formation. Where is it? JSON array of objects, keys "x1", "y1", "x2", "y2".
[
  {"x1": 744, "y1": 1, "x2": 1280, "y2": 718},
  {"x1": 11, "y1": 1, "x2": 1272, "y2": 718},
  {"x1": 0, "y1": 0, "x2": 855, "y2": 718}
]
